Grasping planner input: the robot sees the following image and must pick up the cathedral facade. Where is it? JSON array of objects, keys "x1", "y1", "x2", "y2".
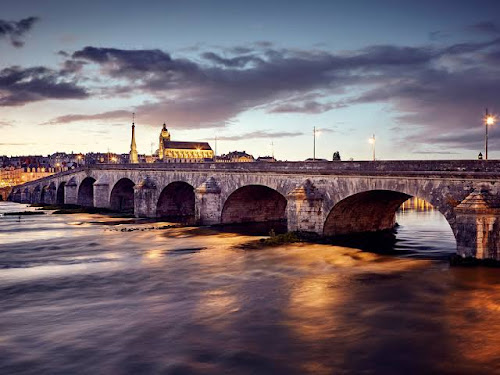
[{"x1": 157, "y1": 124, "x2": 214, "y2": 163}]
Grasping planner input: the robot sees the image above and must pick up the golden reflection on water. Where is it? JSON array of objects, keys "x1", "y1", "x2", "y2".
[
  {"x1": 1, "y1": 203, "x2": 499, "y2": 374},
  {"x1": 444, "y1": 270, "x2": 500, "y2": 369},
  {"x1": 400, "y1": 197, "x2": 434, "y2": 211}
]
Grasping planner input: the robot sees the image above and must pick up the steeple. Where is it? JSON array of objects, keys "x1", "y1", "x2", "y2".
[
  {"x1": 158, "y1": 122, "x2": 171, "y2": 160},
  {"x1": 129, "y1": 112, "x2": 139, "y2": 164}
]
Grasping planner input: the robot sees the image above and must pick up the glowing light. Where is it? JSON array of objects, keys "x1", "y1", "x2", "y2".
[
  {"x1": 368, "y1": 136, "x2": 376, "y2": 144},
  {"x1": 485, "y1": 115, "x2": 496, "y2": 126}
]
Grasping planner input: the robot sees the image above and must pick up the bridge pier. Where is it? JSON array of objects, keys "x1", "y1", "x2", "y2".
[
  {"x1": 195, "y1": 177, "x2": 222, "y2": 225},
  {"x1": 93, "y1": 177, "x2": 111, "y2": 208},
  {"x1": 46, "y1": 184, "x2": 56, "y2": 204},
  {"x1": 455, "y1": 190, "x2": 500, "y2": 260},
  {"x1": 134, "y1": 177, "x2": 158, "y2": 218},
  {"x1": 31, "y1": 186, "x2": 41, "y2": 204},
  {"x1": 64, "y1": 178, "x2": 78, "y2": 205},
  {"x1": 287, "y1": 180, "x2": 325, "y2": 234},
  {"x1": 21, "y1": 189, "x2": 30, "y2": 203}
]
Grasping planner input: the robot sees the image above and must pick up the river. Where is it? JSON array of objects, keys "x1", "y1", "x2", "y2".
[{"x1": 0, "y1": 202, "x2": 499, "y2": 374}]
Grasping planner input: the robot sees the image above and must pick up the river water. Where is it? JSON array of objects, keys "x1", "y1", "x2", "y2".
[{"x1": 0, "y1": 202, "x2": 498, "y2": 374}]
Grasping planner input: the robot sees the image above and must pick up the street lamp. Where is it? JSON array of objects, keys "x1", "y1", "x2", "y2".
[
  {"x1": 484, "y1": 108, "x2": 496, "y2": 160},
  {"x1": 313, "y1": 127, "x2": 321, "y2": 160},
  {"x1": 368, "y1": 134, "x2": 376, "y2": 161}
]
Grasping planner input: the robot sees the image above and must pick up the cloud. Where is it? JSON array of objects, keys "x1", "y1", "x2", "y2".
[
  {"x1": 29, "y1": 35, "x2": 500, "y2": 151},
  {"x1": 201, "y1": 52, "x2": 262, "y2": 68},
  {"x1": 0, "y1": 66, "x2": 88, "y2": 106},
  {"x1": 412, "y1": 149, "x2": 460, "y2": 155},
  {"x1": 44, "y1": 110, "x2": 130, "y2": 125},
  {"x1": 0, "y1": 16, "x2": 39, "y2": 47},
  {"x1": 0, "y1": 120, "x2": 14, "y2": 127},
  {"x1": 467, "y1": 21, "x2": 500, "y2": 35},
  {"x1": 217, "y1": 130, "x2": 303, "y2": 141},
  {"x1": 268, "y1": 100, "x2": 342, "y2": 114}
]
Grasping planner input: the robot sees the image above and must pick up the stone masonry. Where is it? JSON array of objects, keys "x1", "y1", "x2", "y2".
[{"x1": 9, "y1": 160, "x2": 500, "y2": 260}]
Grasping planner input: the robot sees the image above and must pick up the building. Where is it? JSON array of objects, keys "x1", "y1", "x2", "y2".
[
  {"x1": 217, "y1": 151, "x2": 255, "y2": 163},
  {"x1": 157, "y1": 123, "x2": 214, "y2": 162},
  {"x1": 0, "y1": 166, "x2": 54, "y2": 188}
]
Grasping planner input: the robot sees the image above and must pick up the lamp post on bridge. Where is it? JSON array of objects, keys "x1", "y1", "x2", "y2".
[
  {"x1": 369, "y1": 134, "x2": 376, "y2": 161},
  {"x1": 484, "y1": 108, "x2": 496, "y2": 160},
  {"x1": 313, "y1": 127, "x2": 321, "y2": 161}
]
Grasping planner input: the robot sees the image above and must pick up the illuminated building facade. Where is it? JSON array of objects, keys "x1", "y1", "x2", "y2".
[{"x1": 157, "y1": 123, "x2": 214, "y2": 163}]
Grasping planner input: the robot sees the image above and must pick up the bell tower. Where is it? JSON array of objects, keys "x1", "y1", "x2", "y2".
[{"x1": 158, "y1": 123, "x2": 170, "y2": 160}]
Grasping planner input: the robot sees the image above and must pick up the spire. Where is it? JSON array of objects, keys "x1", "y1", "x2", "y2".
[{"x1": 129, "y1": 112, "x2": 139, "y2": 163}]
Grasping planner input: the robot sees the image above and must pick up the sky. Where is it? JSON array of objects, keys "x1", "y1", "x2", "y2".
[{"x1": 1, "y1": 0, "x2": 500, "y2": 160}]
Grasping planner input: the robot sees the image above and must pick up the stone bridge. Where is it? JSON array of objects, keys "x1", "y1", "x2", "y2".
[{"x1": 9, "y1": 160, "x2": 500, "y2": 260}]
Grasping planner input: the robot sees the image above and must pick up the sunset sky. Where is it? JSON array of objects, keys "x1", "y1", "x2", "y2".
[{"x1": 1, "y1": 0, "x2": 500, "y2": 160}]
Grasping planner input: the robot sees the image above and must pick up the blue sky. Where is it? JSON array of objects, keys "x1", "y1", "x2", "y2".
[{"x1": 1, "y1": 0, "x2": 500, "y2": 160}]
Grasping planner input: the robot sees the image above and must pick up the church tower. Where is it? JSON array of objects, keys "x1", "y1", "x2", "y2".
[
  {"x1": 129, "y1": 113, "x2": 139, "y2": 164},
  {"x1": 158, "y1": 123, "x2": 170, "y2": 160}
]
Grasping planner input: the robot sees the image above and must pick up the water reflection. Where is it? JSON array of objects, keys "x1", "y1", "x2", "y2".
[{"x1": 0, "y1": 202, "x2": 499, "y2": 374}]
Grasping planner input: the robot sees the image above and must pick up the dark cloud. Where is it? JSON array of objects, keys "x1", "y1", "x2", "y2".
[
  {"x1": 0, "y1": 66, "x2": 88, "y2": 106},
  {"x1": 37, "y1": 35, "x2": 500, "y2": 151},
  {"x1": 201, "y1": 52, "x2": 262, "y2": 68},
  {"x1": 217, "y1": 131, "x2": 303, "y2": 141},
  {"x1": 0, "y1": 16, "x2": 39, "y2": 47},
  {"x1": 467, "y1": 21, "x2": 500, "y2": 35},
  {"x1": 44, "y1": 110, "x2": 130, "y2": 125}
]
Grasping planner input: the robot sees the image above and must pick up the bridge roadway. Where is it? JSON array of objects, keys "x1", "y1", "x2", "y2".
[{"x1": 9, "y1": 160, "x2": 500, "y2": 260}]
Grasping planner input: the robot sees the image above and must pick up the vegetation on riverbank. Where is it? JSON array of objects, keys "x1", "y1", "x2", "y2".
[{"x1": 238, "y1": 230, "x2": 301, "y2": 249}]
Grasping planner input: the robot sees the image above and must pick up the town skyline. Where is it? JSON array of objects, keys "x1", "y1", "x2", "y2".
[{"x1": 2, "y1": 0, "x2": 500, "y2": 160}]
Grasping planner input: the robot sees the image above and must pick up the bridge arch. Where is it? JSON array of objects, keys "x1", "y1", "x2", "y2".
[
  {"x1": 221, "y1": 184, "x2": 287, "y2": 224},
  {"x1": 78, "y1": 177, "x2": 96, "y2": 207},
  {"x1": 110, "y1": 178, "x2": 135, "y2": 213},
  {"x1": 323, "y1": 189, "x2": 456, "y2": 239},
  {"x1": 156, "y1": 181, "x2": 195, "y2": 221},
  {"x1": 56, "y1": 181, "x2": 66, "y2": 204}
]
